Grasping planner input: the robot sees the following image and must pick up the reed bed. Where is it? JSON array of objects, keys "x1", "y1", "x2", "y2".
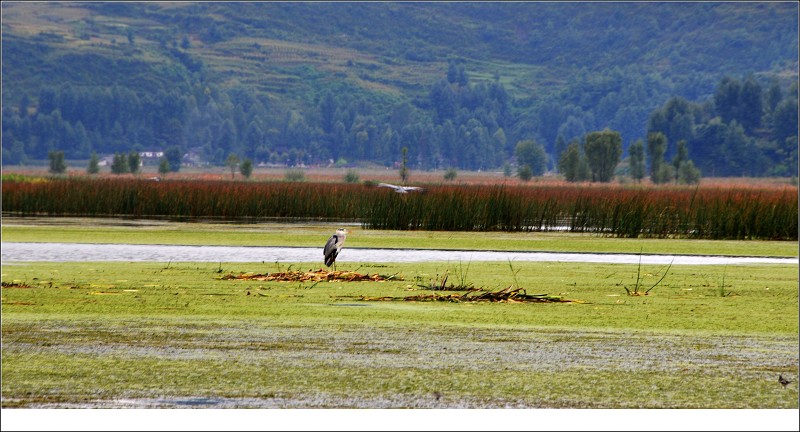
[{"x1": 2, "y1": 177, "x2": 796, "y2": 240}]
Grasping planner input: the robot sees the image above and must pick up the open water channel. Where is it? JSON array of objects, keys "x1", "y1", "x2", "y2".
[{"x1": 2, "y1": 242, "x2": 796, "y2": 265}]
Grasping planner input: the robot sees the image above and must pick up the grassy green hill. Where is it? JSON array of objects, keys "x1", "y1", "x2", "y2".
[
  {"x1": 4, "y1": 2, "x2": 796, "y2": 107},
  {"x1": 2, "y1": 1, "x2": 797, "y2": 174}
]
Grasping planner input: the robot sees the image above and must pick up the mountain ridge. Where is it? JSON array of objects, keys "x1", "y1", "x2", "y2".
[{"x1": 2, "y1": 1, "x2": 797, "y2": 176}]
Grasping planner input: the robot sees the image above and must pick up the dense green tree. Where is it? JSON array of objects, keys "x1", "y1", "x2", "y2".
[
  {"x1": 72, "y1": 122, "x2": 91, "y2": 156},
  {"x1": 765, "y1": 81, "x2": 783, "y2": 114},
  {"x1": 517, "y1": 165, "x2": 532, "y2": 182},
  {"x1": 158, "y1": 157, "x2": 171, "y2": 176},
  {"x1": 48, "y1": 151, "x2": 67, "y2": 174},
  {"x1": 535, "y1": 100, "x2": 564, "y2": 152},
  {"x1": 671, "y1": 140, "x2": 689, "y2": 184},
  {"x1": 654, "y1": 164, "x2": 675, "y2": 185},
  {"x1": 492, "y1": 128, "x2": 507, "y2": 155},
  {"x1": 164, "y1": 146, "x2": 182, "y2": 172},
  {"x1": 691, "y1": 119, "x2": 725, "y2": 176},
  {"x1": 647, "y1": 96, "x2": 696, "y2": 158},
  {"x1": 557, "y1": 141, "x2": 590, "y2": 182},
  {"x1": 457, "y1": 66, "x2": 468, "y2": 87},
  {"x1": 127, "y1": 151, "x2": 141, "y2": 174},
  {"x1": 628, "y1": 139, "x2": 645, "y2": 183},
  {"x1": 647, "y1": 132, "x2": 668, "y2": 183},
  {"x1": 38, "y1": 88, "x2": 57, "y2": 115},
  {"x1": 111, "y1": 153, "x2": 129, "y2": 174},
  {"x1": 714, "y1": 76, "x2": 741, "y2": 125},
  {"x1": 554, "y1": 134, "x2": 568, "y2": 161},
  {"x1": 226, "y1": 153, "x2": 240, "y2": 179},
  {"x1": 399, "y1": 146, "x2": 409, "y2": 183},
  {"x1": 447, "y1": 61, "x2": 459, "y2": 84},
  {"x1": 678, "y1": 160, "x2": 701, "y2": 185},
  {"x1": 87, "y1": 151, "x2": 100, "y2": 174},
  {"x1": 240, "y1": 157, "x2": 253, "y2": 179},
  {"x1": 692, "y1": 118, "x2": 762, "y2": 177},
  {"x1": 738, "y1": 75, "x2": 763, "y2": 134},
  {"x1": 319, "y1": 92, "x2": 338, "y2": 134},
  {"x1": 720, "y1": 120, "x2": 758, "y2": 176},
  {"x1": 430, "y1": 78, "x2": 457, "y2": 122},
  {"x1": 584, "y1": 129, "x2": 622, "y2": 182},
  {"x1": 514, "y1": 139, "x2": 547, "y2": 176},
  {"x1": 216, "y1": 121, "x2": 238, "y2": 164},
  {"x1": 773, "y1": 97, "x2": 799, "y2": 144},
  {"x1": 162, "y1": 117, "x2": 187, "y2": 150}
]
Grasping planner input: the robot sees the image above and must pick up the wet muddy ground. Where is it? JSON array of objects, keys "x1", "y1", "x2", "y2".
[{"x1": 4, "y1": 323, "x2": 798, "y2": 408}]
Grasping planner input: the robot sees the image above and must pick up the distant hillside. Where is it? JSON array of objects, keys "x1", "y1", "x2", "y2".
[{"x1": 2, "y1": 1, "x2": 798, "y2": 176}]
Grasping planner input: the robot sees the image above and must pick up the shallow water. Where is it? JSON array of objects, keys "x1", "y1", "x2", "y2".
[{"x1": 2, "y1": 242, "x2": 796, "y2": 265}]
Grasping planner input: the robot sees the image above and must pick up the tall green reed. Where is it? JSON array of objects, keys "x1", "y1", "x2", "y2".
[{"x1": 2, "y1": 177, "x2": 796, "y2": 240}]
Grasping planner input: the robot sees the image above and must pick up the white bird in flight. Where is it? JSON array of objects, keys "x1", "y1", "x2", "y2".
[
  {"x1": 323, "y1": 228, "x2": 348, "y2": 270},
  {"x1": 377, "y1": 183, "x2": 424, "y2": 193}
]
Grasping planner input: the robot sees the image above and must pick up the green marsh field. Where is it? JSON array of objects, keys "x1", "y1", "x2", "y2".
[{"x1": 1, "y1": 218, "x2": 798, "y2": 409}]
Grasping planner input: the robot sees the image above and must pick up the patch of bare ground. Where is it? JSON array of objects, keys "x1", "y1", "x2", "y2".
[{"x1": 6, "y1": 325, "x2": 797, "y2": 408}]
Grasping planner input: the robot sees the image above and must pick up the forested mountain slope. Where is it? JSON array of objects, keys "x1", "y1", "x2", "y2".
[{"x1": 2, "y1": 1, "x2": 797, "y2": 176}]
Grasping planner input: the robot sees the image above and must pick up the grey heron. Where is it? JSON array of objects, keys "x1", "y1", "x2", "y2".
[
  {"x1": 323, "y1": 228, "x2": 348, "y2": 269},
  {"x1": 377, "y1": 183, "x2": 424, "y2": 193}
]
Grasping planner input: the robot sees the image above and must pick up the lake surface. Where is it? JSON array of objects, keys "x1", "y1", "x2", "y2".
[{"x1": 2, "y1": 242, "x2": 796, "y2": 265}]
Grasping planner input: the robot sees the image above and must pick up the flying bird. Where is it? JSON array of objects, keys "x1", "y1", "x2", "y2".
[
  {"x1": 323, "y1": 228, "x2": 348, "y2": 270},
  {"x1": 779, "y1": 375, "x2": 792, "y2": 388},
  {"x1": 377, "y1": 183, "x2": 424, "y2": 193}
]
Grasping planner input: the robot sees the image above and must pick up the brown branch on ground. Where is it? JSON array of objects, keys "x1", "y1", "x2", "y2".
[{"x1": 1, "y1": 281, "x2": 34, "y2": 289}]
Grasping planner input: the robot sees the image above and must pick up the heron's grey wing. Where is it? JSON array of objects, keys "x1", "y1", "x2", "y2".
[
  {"x1": 324, "y1": 235, "x2": 337, "y2": 257},
  {"x1": 378, "y1": 183, "x2": 399, "y2": 190},
  {"x1": 324, "y1": 235, "x2": 339, "y2": 266}
]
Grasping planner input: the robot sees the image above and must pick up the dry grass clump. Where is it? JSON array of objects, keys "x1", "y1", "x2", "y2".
[
  {"x1": 222, "y1": 269, "x2": 401, "y2": 282},
  {"x1": 360, "y1": 286, "x2": 584, "y2": 303}
]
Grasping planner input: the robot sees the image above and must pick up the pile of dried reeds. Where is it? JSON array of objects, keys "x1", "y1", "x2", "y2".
[
  {"x1": 361, "y1": 286, "x2": 584, "y2": 303},
  {"x1": 222, "y1": 269, "x2": 401, "y2": 282}
]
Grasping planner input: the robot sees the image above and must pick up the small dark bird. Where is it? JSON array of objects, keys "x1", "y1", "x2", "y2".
[
  {"x1": 778, "y1": 375, "x2": 792, "y2": 388},
  {"x1": 323, "y1": 228, "x2": 348, "y2": 270}
]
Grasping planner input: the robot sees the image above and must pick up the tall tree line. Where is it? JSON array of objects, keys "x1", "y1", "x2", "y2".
[
  {"x1": 2, "y1": 71, "x2": 797, "y2": 177},
  {"x1": 647, "y1": 75, "x2": 798, "y2": 177}
]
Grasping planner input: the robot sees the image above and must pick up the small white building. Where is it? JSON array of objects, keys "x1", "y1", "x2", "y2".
[{"x1": 139, "y1": 150, "x2": 164, "y2": 160}]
